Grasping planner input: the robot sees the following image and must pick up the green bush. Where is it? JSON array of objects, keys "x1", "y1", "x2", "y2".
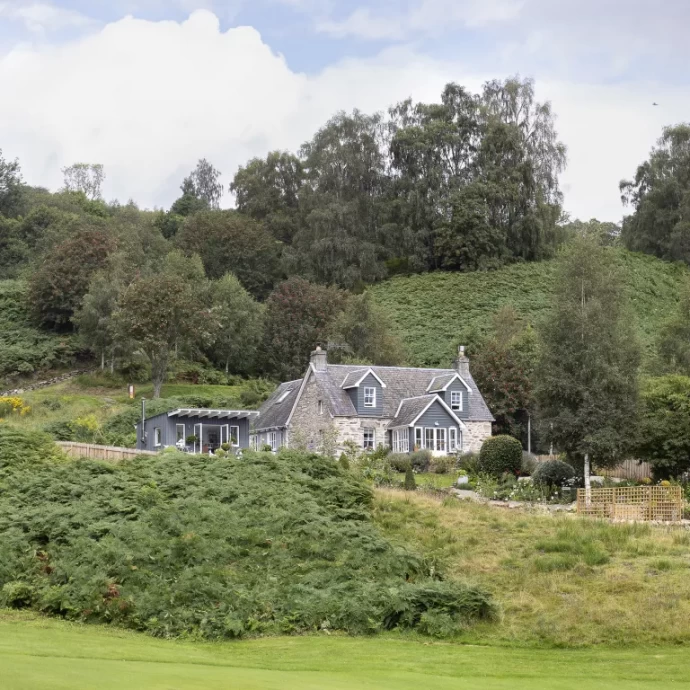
[
  {"x1": 430, "y1": 455, "x2": 456, "y2": 474},
  {"x1": 457, "y1": 451, "x2": 480, "y2": 475},
  {"x1": 532, "y1": 459, "x2": 576, "y2": 487},
  {"x1": 477, "y1": 435, "x2": 523, "y2": 477},
  {"x1": 521, "y1": 452, "x2": 538, "y2": 476},
  {"x1": 388, "y1": 453, "x2": 411, "y2": 472},
  {"x1": 0, "y1": 426, "x2": 66, "y2": 474},
  {"x1": 0, "y1": 441, "x2": 494, "y2": 639},
  {"x1": 409, "y1": 449, "x2": 431, "y2": 472}
]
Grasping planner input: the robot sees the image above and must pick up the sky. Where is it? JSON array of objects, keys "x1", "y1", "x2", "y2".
[{"x1": 0, "y1": 0, "x2": 688, "y2": 221}]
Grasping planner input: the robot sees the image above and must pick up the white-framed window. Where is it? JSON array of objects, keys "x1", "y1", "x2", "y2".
[
  {"x1": 425, "y1": 428, "x2": 434, "y2": 450},
  {"x1": 176, "y1": 424, "x2": 185, "y2": 443},
  {"x1": 363, "y1": 428, "x2": 375, "y2": 450},
  {"x1": 414, "y1": 427, "x2": 423, "y2": 450},
  {"x1": 450, "y1": 390, "x2": 463, "y2": 411},
  {"x1": 449, "y1": 427, "x2": 458, "y2": 452},
  {"x1": 269, "y1": 431, "x2": 278, "y2": 451},
  {"x1": 436, "y1": 428, "x2": 447, "y2": 452},
  {"x1": 230, "y1": 425, "x2": 240, "y2": 446},
  {"x1": 154, "y1": 427, "x2": 162, "y2": 447},
  {"x1": 318, "y1": 400, "x2": 324, "y2": 415},
  {"x1": 392, "y1": 428, "x2": 409, "y2": 453},
  {"x1": 364, "y1": 387, "x2": 376, "y2": 408}
]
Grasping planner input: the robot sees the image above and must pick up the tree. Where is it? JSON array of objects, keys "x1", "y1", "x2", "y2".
[
  {"x1": 175, "y1": 210, "x2": 280, "y2": 299},
  {"x1": 208, "y1": 274, "x2": 264, "y2": 374},
  {"x1": 535, "y1": 237, "x2": 640, "y2": 495},
  {"x1": 261, "y1": 277, "x2": 346, "y2": 381},
  {"x1": 114, "y1": 274, "x2": 209, "y2": 398},
  {"x1": 73, "y1": 270, "x2": 122, "y2": 371},
  {"x1": 471, "y1": 306, "x2": 536, "y2": 439},
  {"x1": 182, "y1": 158, "x2": 224, "y2": 209},
  {"x1": 28, "y1": 228, "x2": 115, "y2": 329},
  {"x1": 288, "y1": 111, "x2": 392, "y2": 288},
  {"x1": 328, "y1": 293, "x2": 405, "y2": 366},
  {"x1": 620, "y1": 124, "x2": 690, "y2": 262},
  {"x1": 559, "y1": 218, "x2": 620, "y2": 247},
  {"x1": 0, "y1": 149, "x2": 24, "y2": 217},
  {"x1": 635, "y1": 375, "x2": 690, "y2": 479},
  {"x1": 62, "y1": 163, "x2": 106, "y2": 200},
  {"x1": 231, "y1": 151, "x2": 303, "y2": 244}
]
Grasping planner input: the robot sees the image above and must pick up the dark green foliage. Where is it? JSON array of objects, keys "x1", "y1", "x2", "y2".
[
  {"x1": 0, "y1": 426, "x2": 66, "y2": 474},
  {"x1": 409, "y1": 449, "x2": 432, "y2": 472},
  {"x1": 477, "y1": 435, "x2": 523, "y2": 476},
  {"x1": 0, "y1": 149, "x2": 24, "y2": 218},
  {"x1": 404, "y1": 466, "x2": 416, "y2": 491},
  {"x1": 387, "y1": 454, "x2": 411, "y2": 472},
  {"x1": 0, "y1": 281, "x2": 75, "y2": 382},
  {"x1": 621, "y1": 124, "x2": 690, "y2": 263},
  {"x1": 175, "y1": 210, "x2": 280, "y2": 299},
  {"x1": 0, "y1": 443, "x2": 494, "y2": 638},
  {"x1": 531, "y1": 459, "x2": 575, "y2": 487},
  {"x1": 338, "y1": 453, "x2": 350, "y2": 470},
  {"x1": 239, "y1": 379, "x2": 275, "y2": 408},
  {"x1": 634, "y1": 375, "x2": 690, "y2": 479},
  {"x1": 261, "y1": 277, "x2": 346, "y2": 381}
]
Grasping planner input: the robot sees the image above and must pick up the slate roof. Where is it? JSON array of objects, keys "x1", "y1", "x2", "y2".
[
  {"x1": 387, "y1": 395, "x2": 439, "y2": 429},
  {"x1": 340, "y1": 369, "x2": 370, "y2": 389},
  {"x1": 427, "y1": 373, "x2": 457, "y2": 392},
  {"x1": 254, "y1": 363, "x2": 494, "y2": 430},
  {"x1": 252, "y1": 379, "x2": 301, "y2": 431}
]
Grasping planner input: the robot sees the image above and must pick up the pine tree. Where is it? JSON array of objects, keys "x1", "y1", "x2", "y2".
[{"x1": 404, "y1": 465, "x2": 416, "y2": 491}]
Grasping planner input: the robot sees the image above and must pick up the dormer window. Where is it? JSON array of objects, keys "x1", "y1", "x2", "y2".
[
  {"x1": 364, "y1": 387, "x2": 376, "y2": 408},
  {"x1": 451, "y1": 390, "x2": 462, "y2": 411},
  {"x1": 318, "y1": 400, "x2": 324, "y2": 415}
]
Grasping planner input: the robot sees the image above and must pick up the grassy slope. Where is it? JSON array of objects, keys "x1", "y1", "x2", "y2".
[
  {"x1": 2, "y1": 612, "x2": 689, "y2": 690},
  {"x1": 375, "y1": 489, "x2": 690, "y2": 647},
  {"x1": 369, "y1": 249, "x2": 689, "y2": 367}
]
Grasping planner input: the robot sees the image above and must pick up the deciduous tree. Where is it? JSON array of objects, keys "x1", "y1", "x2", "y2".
[
  {"x1": 61, "y1": 163, "x2": 106, "y2": 200},
  {"x1": 535, "y1": 237, "x2": 640, "y2": 494}
]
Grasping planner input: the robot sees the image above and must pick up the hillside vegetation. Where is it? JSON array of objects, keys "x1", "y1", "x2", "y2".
[
  {"x1": 0, "y1": 433, "x2": 493, "y2": 639},
  {"x1": 369, "y1": 249, "x2": 688, "y2": 367}
]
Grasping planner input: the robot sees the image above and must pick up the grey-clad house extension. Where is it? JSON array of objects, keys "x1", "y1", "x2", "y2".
[
  {"x1": 251, "y1": 346, "x2": 494, "y2": 455},
  {"x1": 136, "y1": 408, "x2": 258, "y2": 453}
]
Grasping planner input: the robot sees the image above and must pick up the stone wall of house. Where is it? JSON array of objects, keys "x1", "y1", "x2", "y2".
[
  {"x1": 333, "y1": 416, "x2": 391, "y2": 453},
  {"x1": 464, "y1": 422, "x2": 492, "y2": 453},
  {"x1": 288, "y1": 375, "x2": 339, "y2": 451}
]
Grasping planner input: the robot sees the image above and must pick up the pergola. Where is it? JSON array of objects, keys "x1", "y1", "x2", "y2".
[{"x1": 167, "y1": 409, "x2": 258, "y2": 420}]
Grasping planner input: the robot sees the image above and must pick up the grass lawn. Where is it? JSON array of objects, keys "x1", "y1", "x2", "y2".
[
  {"x1": 2, "y1": 611, "x2": 688, "y2": 690},
  {"x1": 393, "y1": 471, "x2": 461, "y2": 490},
  {"x1": 375, "y1": 489, "x2": 690, "y2": 647}
]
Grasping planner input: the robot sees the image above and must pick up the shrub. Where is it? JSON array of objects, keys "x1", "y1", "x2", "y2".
[
  {"x1": 457, "y1": 451, "x2": 480, "y2": 475},
  {"x1": 521, "y1": 452, "x2": 538, "y2": 476},
  {"x1": 388, "y1": 453, "x2": 411, "y2": 472},
  {"x1": 430, "y1": 455, "x2": 456, "y2": 474},
  {"x1": 409, "y1": 449, "x2": 431, "y2": 472},
  {"x1": 404, "y1": 466, "x2": 416, "y2": 491},
  {"x1": 477, "y1": 435, "x2": 522, "y2": 477},
  {"x1": 339, "y1": 453, "x2": 350, "y2": 470},
  {"x1": 0, "y1": 443, "x2": 493, "y2": 639},
  {"x1": 532, "y1": 459, "x2": 576, "y2": 487}
]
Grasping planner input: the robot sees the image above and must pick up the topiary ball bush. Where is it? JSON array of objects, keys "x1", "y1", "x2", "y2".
[
  {"x1": 532, "y1": 459, "x2": 575, "y2": 487},
  {"x1": 477, "y1": 435, "x2": 522, "y2": 477}
]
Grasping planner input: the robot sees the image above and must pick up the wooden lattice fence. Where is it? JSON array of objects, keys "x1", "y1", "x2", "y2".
[{"x1": 577, "y1": 486, "x2": 683, "y2": 522}]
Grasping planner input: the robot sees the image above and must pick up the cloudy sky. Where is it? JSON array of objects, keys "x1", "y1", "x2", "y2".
[{"x1": 0, "y1": 0, "x2": 687, "y2": 221}]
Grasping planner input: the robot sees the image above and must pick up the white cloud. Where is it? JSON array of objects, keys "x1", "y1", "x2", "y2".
[
  {"x1": 0, "y1": 1, "x2": 96, "y2": 33},
  {"x1": 0, "y1": 9, "x2": 686, "y2": 221},
  {"x1": 317, "y1": 0, "x2": 523, "y2": 40}
]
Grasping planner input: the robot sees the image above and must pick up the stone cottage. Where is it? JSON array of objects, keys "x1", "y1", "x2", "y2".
[{"x1": 251, "y1": 346, "x2": 494, "y2": 455}]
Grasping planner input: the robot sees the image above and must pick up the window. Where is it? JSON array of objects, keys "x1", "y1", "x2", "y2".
[
  {"x1": 392, "y1": 428, "x2": 409, "y2": 453},
  {"x1": 176, "y1": 424, "x2": 185, "y2": 443},
  {"x1": 414, "y1": 427, "x2": 423, "y2": 450},
  {"x1": 363, "y1": 387, "x2": 376, "y2": 408},
  {"x1": 318, "y1": 400, "x2": 324, "y2": 415},
  {"x1": 436, "y1": 428, "x2": 447, "y2": 452},
  {"x1": 269, "y1": 431, "x2": 278, "y2": 451},
  {"x1": 425, "y1": 428, "x2": 434, "y2": 450},
  {"x1": 450, "y1": 390, "x2": 463, "y2": 411},
  {"x1": 449, "y1": 427, "x2": 458, "y2": 452},
  {"x1": 230, "y1": 425, "x2": 240, "y2": 447},
  {"x1": 363, "y1": 428, "x2": 375, "y2": 450},
  {"x1": 251, "y1": 435, "x2": 258, "y2": 451},
  {"x1": 154, "y1": 427, "x2": 162, "y2": 447},
  {"x1": 277, "y1": 389, "x2": 291, "y2": 403}
]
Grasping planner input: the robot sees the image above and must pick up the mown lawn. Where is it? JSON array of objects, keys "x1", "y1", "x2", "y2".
[
  {"x1": 2, "y1": 611, "x2": 688, "y2": 689},
  {"x1": 375, "y1": 489, "x2": 690, "y2": 647},
  {"x1": 393, "y1": 471, "x2": 461, "y2": 489}
]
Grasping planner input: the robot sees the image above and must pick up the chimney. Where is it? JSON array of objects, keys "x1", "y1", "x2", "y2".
[
  {"x1": 453, "y1": 345, "x2": 470, "y2": 378},
  {"x1": 310, "y1": 345, "x2": 328, "y2": 372}
]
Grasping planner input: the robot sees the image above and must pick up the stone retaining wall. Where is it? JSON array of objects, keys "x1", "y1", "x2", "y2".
[{"x1": 1, "y1": 369, "x2": 94, "y2": 398}]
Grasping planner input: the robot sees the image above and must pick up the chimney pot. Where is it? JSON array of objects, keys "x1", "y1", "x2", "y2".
[{"x1": 454, "y1": 345, "x2": 470, "y2": 378}]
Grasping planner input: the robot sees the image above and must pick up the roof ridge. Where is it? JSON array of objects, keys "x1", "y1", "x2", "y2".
[{"x1": 327, "y1": 364, "x2": 456, "y2": 373}]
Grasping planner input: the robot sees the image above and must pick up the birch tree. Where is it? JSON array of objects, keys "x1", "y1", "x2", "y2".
[{"x1": 535, "y1": 237, "x2": 640, "y2": 497}]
